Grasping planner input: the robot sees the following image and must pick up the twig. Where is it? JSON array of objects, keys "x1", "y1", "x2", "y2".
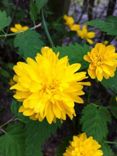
[
  {"x1": 0, "y1": 117, "x2": 16, "y2": 129},
  {"x1": 0, "y1": 23, "x2": 41, "y2": 38}
]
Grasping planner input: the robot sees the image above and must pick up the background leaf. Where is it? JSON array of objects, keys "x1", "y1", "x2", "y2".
[
  {"x1": 14, "y1": 30, "x2": 44, "y2": 59},
  {"x1": 102, "y1": 71, "x2": 117, "y2": 94},
  {"x1": 101, "y1": 142, "x2": 114, "y2": 156},
  {"x1": 80, "y1": 104, "x2": 111, "y2": 142},
  {"x1": 54, "y1": 43, "x2": 89, "y2": 69},
  {"x1": 0, "y1": 123, "x2": 25, "y2": 156},
  {"x1": 11, "y1": 100, "x2": 29, "y2": 123},
  {"x1": 36, "y1": 0, "x2": 48, "y2": 13},
  {"x1": 0, "y1": 10, "x2": 11, "y2": 30},
  {"x1": 25, "y1": 120, "x2": 61, "y2": 156},
  {"x1": 87, "y1": 16, "x2": 117, "y2": 36}
]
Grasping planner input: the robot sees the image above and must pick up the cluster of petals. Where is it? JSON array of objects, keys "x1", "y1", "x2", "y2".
[
  {"x1": 84, "y1": 43, "x2": 117, "y2": 81},
  {"x1": 10, "y1": 24, "x2": 29, "y2": 33},
  {"x1": 63, "y1": 133, "x2": 103, "y2": 156},
  {"x1": 10, "y1": 47, "x2": 90, "y2": 124},
  {"x1": 63, "y1": 15, "x2": 95, "y2": 44},
  {"x1": 77, "y1": 25, "x2": 95, "y2": 44},
  {"x1": 63, "y1": 15, "x2": 80, "y2": 31}
]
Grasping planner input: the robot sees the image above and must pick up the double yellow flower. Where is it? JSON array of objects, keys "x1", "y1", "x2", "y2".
[{"x1": 63, "y1": 15, "x2": 95, "y2": 44}]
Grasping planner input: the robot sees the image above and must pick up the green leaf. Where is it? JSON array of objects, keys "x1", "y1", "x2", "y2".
[
  {"x1": 80, "y1": 104, "x2": 111, "y2": 142},
  {"x1": 29, "y1": 0, "x2": 38, "y2": 22},
  {"x1": 109, "y1": 102, "x2": 117, "y2": 119},
  {"x1": 0, "y1": 123, "x2": 25, "y2": 156},
  {"x1": 11, "y1": 100, "x2": 29, "y2": 123},
  {"x1": 54, "y1": 43, "x2": 89, "y2": 69},
  {"x1": 87, "y1": 16, "x2": 117, "y2": 36},
  {"x1": 14, "y1": 30, "x2": 44, "y2": 59},
  {"x1": 36, "y1": 0, "x2": 48, "y2": 13},
  {"x1": 101, "y1": 142, "x2": 114, "y2": 156},
  {"x1": 102, "y1": 71, "x2": 117, "y2": 94},
  {"x1": 25, "y1": 120, "x2": 61, "y2": 156},
  {"x1": 0, "y1": 10, "x2": 11, "y2": 30}
]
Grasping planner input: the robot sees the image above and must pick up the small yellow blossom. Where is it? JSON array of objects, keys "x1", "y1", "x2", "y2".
[
  {"x1": 63, "y1": 15, "x2": 80, "y2": 32},
  {"x1": 77, "y1": 25, "x2": 95, "y2": 44},
  {"x1": 116, "y1": 97, "x2": 117, "y2": 101},
  {"x1": 10, "y1": 24, "x2": 29, "y2": 33},
  {"x1": 84, "y1": 43, "x2": 117, "y2": 81},
  {"x1": 103, "y1": 40, "x2": 109, "y2": 45},
  {"x1": 10, "y1": 47, "x2": 90, "y2": 124},
  {"x1": 63, "y1": 133, "x2": 103, "y2": 156},
  {"x1": 70, "y1": 24, "x2": 80, "y2": 31},
  {"x1": 64, "y1": 15, "x2": 75, "y2": 27}
]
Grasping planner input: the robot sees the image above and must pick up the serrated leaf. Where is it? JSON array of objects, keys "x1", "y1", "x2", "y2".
[
  {"x1": 14, "y1": 30, "x2": 44, "y2": 58},
  {"x1": 102, "y1": 71, "x2": 117, "y2": 94},
  {"x1": 54, "y1": 43, "x2": 89, "y2": 69},
  {"x1": 101, "y1": 142, "x2": 114, "y2": 156},
  {"x1": 80, "y1": 104, "x2": 111, "y2": 142},
  {"x1": 0, "y1": 10, "x2": 11, "y2": 30},
  {"x1": 87, "y1": 16, "x2": 117, "y2": 36},
  {"x1": 0, "y1": 123, "x2": 25, "y2": 156},
  {"x1": 36, "y1": 0, "x2": 48, "y2": 13},
  {"x1": 11, "y1": 100, "x2": 29, "y2": 123},
  {"x1": 25, "y1": 120, "x2": 61, "y2": 156}
]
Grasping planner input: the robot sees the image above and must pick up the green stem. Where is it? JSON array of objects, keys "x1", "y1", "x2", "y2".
[
  {"x1": 41, "y1": 9, "x2": 54, "y2": 47},
  {"x1": 105, "y1": 141, "x2": 117, "y2": 145}
]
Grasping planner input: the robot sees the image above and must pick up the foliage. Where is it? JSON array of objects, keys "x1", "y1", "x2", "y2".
[
  {"x1": 0, "y1": 10, "x2": 11, "y2": 30},
  {"x1": 14, "y1": 30, "x2": 44, "y2": 58},
  {"x1": 25, "y1": 120, "x2": 60, "y2": 156},
  {"x1": 87, "y1": 16, "x2": 117, "y2": 36},
  {"x1": 80, "y1": 104, "x2": 111, "y2": 142},
  {"x1": 0, "y1": 123, "x2": 25, "y2": 156},
  {"x1": 101, "y1": 142, "x2": 114, "y2": 156},
  {"x1": 0, "y1": 1, "x2": 117, "y2": 156},
  {"x1": 102, "y1": 71, "x2": 117, "y2": 94},
  {"x1": 54, "y1": 43, "x2": 89, "y2": 69}
]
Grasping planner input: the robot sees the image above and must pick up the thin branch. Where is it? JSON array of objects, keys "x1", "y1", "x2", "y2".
[
  {"x1": 0, "y1": 23, "x2": 41, "y2": 38},
  {"x1": 0, "y1": 117, "x2": 17, "y2": 129}
]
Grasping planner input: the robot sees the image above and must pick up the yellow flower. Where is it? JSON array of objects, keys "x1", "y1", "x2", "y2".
[
  {"x1": 63, "y1": 15, "x2": 80, "y2": 32},
  {"x1": 10, "y1": 47, "x2": 90, "y2": 124},
  {"x1": 77, "y1": 25, "x2": 95, "y2": 44},
  {"x1": 63, "y1": 133, "x2": 103, "y2": 156},
  {"x1": 116, "y1": 97, "x2": 117, "y2": 101},
  {"x1": 70, "y1": 24, "x2": 80, "y2": 31},
  {"x1": 103, "y1": 40, "x2": 109, "y2": 45},
  {"x1": 64, "y1": 15, "x2": 75, "y2": 27},
  {"x1": 84, "y1": 43, "x2": 117, "y2": 81},
  {"x1": 10, "y1": 24, "x2": 29, "y2": 33}
]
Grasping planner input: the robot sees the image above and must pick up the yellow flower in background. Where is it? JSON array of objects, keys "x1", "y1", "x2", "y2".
[
  {"x1": 116, "y1": 97, "x2": 117, "y2": 101},
  {"x1": 84, "y1": 43, "x2": 117, "y2": 81},
  {"x1": 77, "y1": 25, "x2": 95, "y2": 44},
  {"x1": 103, "y1": 40, "x2": 109, "y2": 45},
  {"x1": 70, "y1": 24, "x2": 80, "y2": 31},
  {"x1": 63, "y1": 133, "x2": 103, "y2": 156},
  {"x1": 63, "y1": 15, "x2": 75, "y2": 27},
  {"x1": 10, "y1": 47, "x2": 90, "y2": 124},
  {"x1": 10, "y1": 24, "x2": 29, "y2": 33},
  {"x1": 63, "y1": 15, "x2": 80, "y2": 32}
]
